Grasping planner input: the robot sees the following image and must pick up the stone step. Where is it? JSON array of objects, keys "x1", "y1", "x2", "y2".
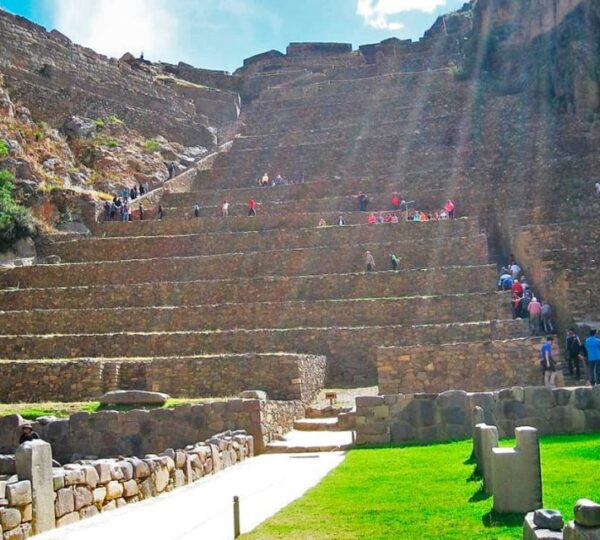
[
  {"x1": 0, "y1": 265, "x2": 498, "y2": 310},
  {"x1": 0, "y1": 236, "x2": 489, "y2": 288},
  {"x1": 42, "y1": 220, "x2": 478, "y2": 262},
  {"x1": 293, "y1": 418, "x2": 341, "y2": 431},
  {"x1": 0, "y1": 292, "x2": 513, "y2": 335},
  {"x1": 264, "y1": 430, "x2": 355, "y2": 453},
  {"x1": 0, "y1": 319, "x2": 530, "y2": 385}
]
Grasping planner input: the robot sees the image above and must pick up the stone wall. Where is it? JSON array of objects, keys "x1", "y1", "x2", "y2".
[
  {"x1": 0, "y1": 399, "x2": 304, "y2": 460},
  {"x1": 353, "y1": 386, "x2": 600, "y2": 445},
  {"x1": 377, "y1": 338, "x2": 547, "y2": 394},
  {"x1": 0, "y1": 430, "x2": 253, "y2": 535},
  {"x1": 0, "y1": 354, "x2": 325, "y2": 403}
]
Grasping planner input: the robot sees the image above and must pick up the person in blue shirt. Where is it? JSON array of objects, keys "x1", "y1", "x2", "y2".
[
  {"x1": 540, "y1": 336, "x2": 556, "y2": 387},
  {"x1": 584, "y1": 329, "x2": 600, "y2": 386}
]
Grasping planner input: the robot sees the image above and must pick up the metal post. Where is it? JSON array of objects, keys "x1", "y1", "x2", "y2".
[{"x1": 233, "y1": 495, "x2": 240, "y2": 538}]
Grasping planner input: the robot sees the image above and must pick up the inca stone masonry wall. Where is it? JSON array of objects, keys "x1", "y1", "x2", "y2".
[
  {"x1": 0, "y1": 354, "x2": 325, "y2": 404},
  {"x1": 352, "y1": 386, "x2": 600, "y2": 445},
  {"x1": 0, "y1": 431, "x2": 253, "y2": 535},
  {"x1": 377, "y1": 338, "x2": 547, "y2": 395},
  {"x1": 0, "y1": 399, "x2": 304, "y2": 460}
]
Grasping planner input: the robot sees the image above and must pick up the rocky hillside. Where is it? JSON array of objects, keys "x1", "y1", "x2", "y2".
[{"x1": 0, "y1": 76, "x2": 210, "y2": 254}]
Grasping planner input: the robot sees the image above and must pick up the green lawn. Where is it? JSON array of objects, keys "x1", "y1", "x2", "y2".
[
  {"x1": 0, "y1": 397, "x2": 224, "y2": 420},
  {"x1": 244, "y1": 434, "x2": 600, "y2": 540}
]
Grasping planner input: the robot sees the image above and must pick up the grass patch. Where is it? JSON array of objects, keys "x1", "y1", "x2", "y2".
[
  {"x1": 0, "y1": 397, "x2": 229, "y2": 420},
  {"x1": 144, "y1": 138, "x2": 161, "y2": 153},
  {"x1": 243, "y1": 434, "x2": 600, "y2": 539}
]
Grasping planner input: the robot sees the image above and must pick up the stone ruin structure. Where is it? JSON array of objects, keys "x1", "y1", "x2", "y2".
[{"x1": 0, "y1": 0, "x2": 598, "y2": 422}]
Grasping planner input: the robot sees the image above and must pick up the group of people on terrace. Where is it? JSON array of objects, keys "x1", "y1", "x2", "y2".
[
  {"x1": 497, "y1": 258, "x2": 554, "y2": 335},
  {"x1": 498, "y1": 256, "x2": 600, "y2": 388},
  {"x1": 103, "y1": 183, "x2": 153, "y2": 221},
  {"x1": 256, "y1": 172, "x2": 305, "y2": 187},
  {"x1": 356, "y1": 192, "x2": 455, "y2": 222}
]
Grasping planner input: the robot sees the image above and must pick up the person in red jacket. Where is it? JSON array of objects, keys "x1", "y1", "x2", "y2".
[
  {"x1": 511, "y1": 278, "x2": 524, "y2": 298},
  {"x1": 391, "y1": 193, "x2": 401, "y2": 210},
  {"x1": 444, "y1": 199, "x2": 455, "y2": 219},
  {"x1": 367, "y1": 213, "x2": 377, "y2": 225},
  {"x1": 248, "y1": 197, "x2": 257, "y2": 216}
]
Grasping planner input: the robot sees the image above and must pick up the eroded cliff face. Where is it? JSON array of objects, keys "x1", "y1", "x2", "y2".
[{"x1": 462, "y1": 0, "x2": 600, "y2": 113}]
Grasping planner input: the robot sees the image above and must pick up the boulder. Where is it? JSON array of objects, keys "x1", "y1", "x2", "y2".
[
  {"x1": 534, "y1": 509, "x2": 564, "y2": 531},
  {"x1": 99, "y1": 390, "x2": 169, "y2": 406},
  {"x1": 62, "y1": 115, "x2": 96, "y2": 139},
  {"x1": 575, "y1": 499, "x2": 600, "y2": 528},
  {"x1": 563, "y1": 521, "x2": 600, "y2": 539}
]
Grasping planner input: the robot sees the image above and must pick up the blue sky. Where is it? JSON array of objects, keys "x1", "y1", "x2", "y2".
[{"x1": 0, "y1": 0, "x2": 465, "y2": 72}]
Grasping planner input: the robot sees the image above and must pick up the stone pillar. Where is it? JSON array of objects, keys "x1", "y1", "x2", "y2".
[
  {"x1": 473, "y1": 424, "x2": 498, "y2": 494},
  {"x1": 492, "y1": 427, "x2": 542, "y2": 514},
  {"x1": 15, "y1": 440, "x2": 55, "y2": 533}
]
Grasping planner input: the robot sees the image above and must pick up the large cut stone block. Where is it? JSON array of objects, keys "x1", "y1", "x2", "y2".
[
  {"x1": 492, "y1": 427, "x2": 542, "y2": 514},
  {"x1": 99, "y1": 390, "x2": 169, "y2": 405}
]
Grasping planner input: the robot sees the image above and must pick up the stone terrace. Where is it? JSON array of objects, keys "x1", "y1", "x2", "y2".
[{"x1": 1, "y1": 46, "x2": 574, "y2": 400}]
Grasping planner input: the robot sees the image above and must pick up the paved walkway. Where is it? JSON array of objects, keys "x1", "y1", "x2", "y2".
[{"x1": 36, "y1": 451, "x2": 347, "y2": 540}]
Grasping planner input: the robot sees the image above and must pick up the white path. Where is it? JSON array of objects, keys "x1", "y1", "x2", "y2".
[{"x1": 35, "y1": 451, "x2": 347, "y2": 540}]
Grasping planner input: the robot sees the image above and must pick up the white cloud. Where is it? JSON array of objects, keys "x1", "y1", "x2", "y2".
[
  {"x1": 356, "y1": 0, "x2": 448, "y2": 30},
  {"x1": 49, "y1": 0, "x2": 178, "y2": 61}
]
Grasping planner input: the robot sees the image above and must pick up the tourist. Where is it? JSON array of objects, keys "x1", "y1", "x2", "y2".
[
  {"x1": 19, "y1": 423, "x2": 40, "y2": 444},
  {"x1": 337, "y1": 215, "x2": 346, "y2": 226},
  {"x1": 376, "y1": 212, "x2": 384, "y2": 224},
  {"x1": 260, "y1": 173, "x2": 269, "y2": 187},
  {"x1": 541, "y1": 301, "x2": 554, "y2": 333},
  {"x1": 540, "y1": 336, "x2": 557, "y2": 388},
  {"x1": 440, "y1": 209, "x2": 448, "y2": 220},
  {"x1": 399, "y1": 199, "x2": 409, "y2": 220},
  {"x1": 498, "y1": 270, "x2": 512, "y2": 291},
  {"x1": 167, "y1": 162, "x2": 176, "y2": 179},
  {"x1": 390, "y1": 214, "x2": 399, "y2": 223},
  {"x1": 194, "y1": 203, "x2": 200, "y2": 218},
  {"x1": 520, "y1": 275, "x2": 531, "y2": 295},
  {"x1": 248, "y1": 197, "x2": 257, "y2": 216},
  {"x1": 384, "y1": 213, "x2": 393, "y2": 223},
  {"x1": 274, "y1": 173, "x2": 284, "y2": 185},
  {"x1": 565, "y1": 328, "x2": 583, "y2": 381},
  {"x1": 121, "y1": 201, "x2": 129, "y2": 222},
  {"x1": 367, "y1": 213, "x2": 377, "y2": 225},
  {"x1": 103, "y1": 201, "x2": 111, "y2": 221},
  {"x1": 122, "y1": 187, "x2": 129, "y2": 199},
  {"x1": 444, "y1": 199, "x2": 455, "y2": 219},
  {"x1": 365, "y1": 251, "x2": 375, "y2": 272},
  {"x1": 521, "y1": 291, "x2": 531, "y2": 319},
  {"x1": 510, "y1": 262, "x2": 522, "y2": 280},
  {"x1": 512, "y1": 291, "x2": 523, "y2": 319},
  {"x1": 131, "y1": 185, "x2": 138, "y2": 200},
  {"x1": 318, "y1": 218, "x2": 327, "y2": 227},
  {"x1": 157, "y1": 204, "x2": 164, "y2": 220},
  {"x1": 391, "y1": 193, "x2": 401, "y2": 210},
  {"x1": 412, "y1": 212, "x2": 421, "y2": 222},
  {"x1": 527, "y1": 296, "x2": 542, "y2": 335},
  {"x1": 584, "y1": 329, "x2": 600, "y2": 385},
  {"x1": 144, "y1": 181, "x2": 150, "y2": 194},
  {"x1": 390, "y1": 253, "x2": 400, "y2": 271},
  {"x1": 595, "y1": 181, "x2": 600, "y2": 196},
  {"x1": 139, "y1": 183, "x2": 145, "y2": 196},
  {"x1": 138, "y1": 203, "x2": 144, "y2": 220},
  {"x1": 511, "y1": 278, "x2": 524, "y2": 298},
  {"x1": 221, "y1": 200, "x2": 230, "y2": 217},
  {"x1": 357, "y1": 192, "x2": 369, "y2": 212}
]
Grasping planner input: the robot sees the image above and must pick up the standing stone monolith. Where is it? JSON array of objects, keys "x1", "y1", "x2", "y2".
[
  {"x1": 492, "y1": 426, "x2": 542, "y2": 513},
  {"x1": 473, "y1": 424, "x2": 498, "y2": 494},
  {"x1": 15, "y1": 440, "x2": 56, "y2": 533}
]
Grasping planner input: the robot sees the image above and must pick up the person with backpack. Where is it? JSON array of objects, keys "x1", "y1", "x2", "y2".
[
  {"x1": 194, "y1": 202, "x2": 201, "y2": 218},
  {"x1": 390, "y1": 254, "x2": 400, "y2": 271},
  {"x1": 565, "y1": 328, "x2": 583, "y2": 381},
  {"x1": 540, "y1": 336, "x2": 557, "y2": 387}
]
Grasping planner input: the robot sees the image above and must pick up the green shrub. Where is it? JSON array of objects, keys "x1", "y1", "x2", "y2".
[
  {"x1": 0, "y1": 170, "x2": 38, "y2": 252},
  {"x1": 0, "y1": 140, "x2": 9, "y2": 159},
  {"x1": 96, "y1": 136, "x2": 119, "y2": 148},
  {"x1": 94, "y1": 118, "x2": 105, "y2": 130},
  {"x1": 144, "y1": 138, "x2": 161, "y2": 153},
  {"x1": 95, "y1": 115, "x2": 124, "y2": 131}
]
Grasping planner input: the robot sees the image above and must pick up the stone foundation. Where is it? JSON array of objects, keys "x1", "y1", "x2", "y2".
[
  {"x1": 377, "y1": 338, "x2": 547, "y2": 394},
  {"x1": 353, "y1": 386, "x2": 600, "y2": 445},
  {"x1": 0, "y1": 354, "x2": 326, "y2": 403}
]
